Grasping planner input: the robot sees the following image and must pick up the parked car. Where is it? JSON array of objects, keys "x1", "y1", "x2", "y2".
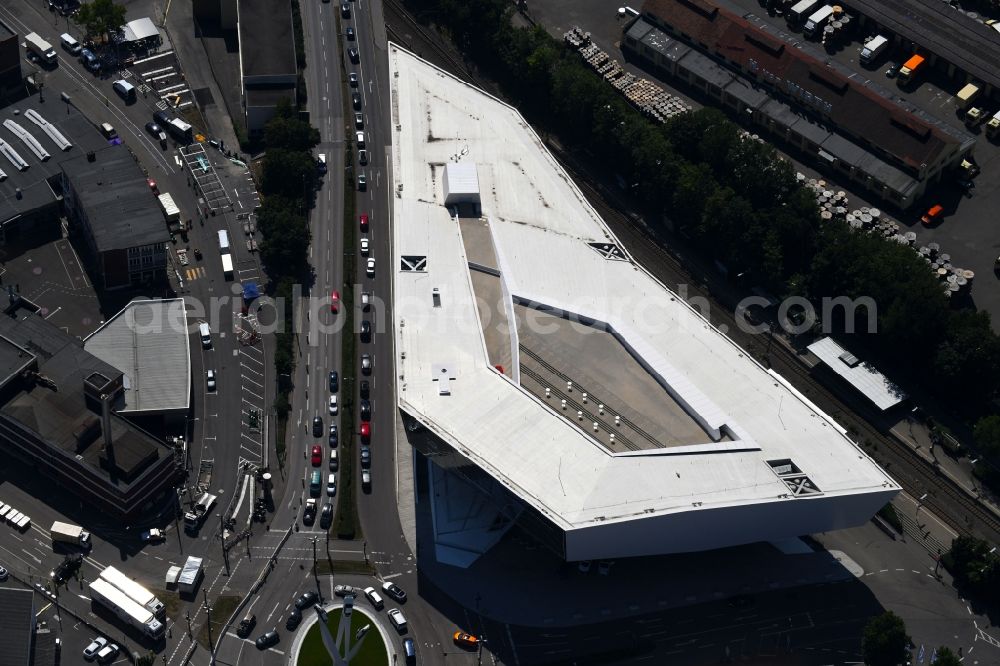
[
  {"x1": 255, "y1": 630, "x2": 280, "y2": 650},
  {"x1": 362, "y1": 469, "x2": 372, "y2": 491},
  {"x1": 361, "y1": 353, "x2": 372, "y2": 374},
  {"x1": 349, "y1": 48, "x2": 359, "y2": 64},
  {"x1": 346, "y1": 26, "x2": 355, "y2": 40},
  {"x1": 360, "y1": 445, "x2": 371, "y2": 469},
  {"x1": 360, "y1": 421, "x2": 371, "y2": 442},
  {"x1": 295, "y1": 591, "x2": 319, "y2": 610},
  {"x1": 360, "y1": 380, "x2": 370, "y2": 399},
  {"x1": 885, "y1": 62, "x2": 899, "y2": 78},
  {"x1": 349, "y1": 72, "x2": 358, "y2": 87},
  {"x1": 141, "y1": 528, "x2": 165, "y2": 543},
  {"x1": 360, "y1": 237, "x2": 369, "y2": 254},
  {"x1": 360, "y1": 399, "x2": 371, "y2": 420},
  {"x1": 329, "y1": 394, "x2": 338, "y2": 415},
  {"x1": 329, "y1": 449, "x2": 339, "y2": 471},
  {"x1": 355, "y1": 112, "x2": 364, "y2": 129},
  {"x1": 358, "y1": 173, "x2": 367, "y2": 190},
  {"x1": 341, "y1": 2, "x2": 350, "y2": 17},
  {"x1": 145, "y1": 122, "x2": 167, "y2": 144},
  {"x1": 360, "y1": 321, "x2": 372, "y2": 343},
  {"x1": 96, "y1": 642, "x2": 119, "y2": 664},
  {"x1": 366, "y1": 258, "x2": 375, "y2": 276},
  {"x1": 83, "y1": 637, "x2": 107, "y2": 661},
  {"x1": 381, "y1": 581, "x2": 407, "y2": 602},
  {"x1": 358, "y1": 149, "x2": 368, "y2": 165},
  {"x1": 206, "y1": 370, "x2": 216, "y2": 391},
  {"x1": 80, "y1": 48, "x2": 100, "y2": 71},
  {"x1": 329, "y1": 424, "x2": 339, "y2": 447},
  {"x1": 327, "y1": 474, "x2": 337, "y2": 497}
]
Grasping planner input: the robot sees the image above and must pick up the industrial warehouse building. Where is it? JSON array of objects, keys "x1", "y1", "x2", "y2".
[
  {"x1": 623, "y1": 0, "x2": 975, "y2": 209},
  {"x1": 389, "y1": 45, "x2": 899, "y2": 567},
  {"x1": 0, "y1": 297, "x2": 181, "y2": 521}
]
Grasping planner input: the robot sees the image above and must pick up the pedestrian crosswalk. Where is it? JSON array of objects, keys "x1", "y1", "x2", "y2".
[{"x1": 185, "y1": 266, "x2": 206, "y2": 281}]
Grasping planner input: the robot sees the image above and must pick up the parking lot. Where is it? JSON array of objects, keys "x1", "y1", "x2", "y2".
[{"x1": 528, "y1": 0, "x2": 1000, "y2": 322}]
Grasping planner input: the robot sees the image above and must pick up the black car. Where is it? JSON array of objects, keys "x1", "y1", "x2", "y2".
[
  {"x1": 255, "y1": 630, "x2": 279, "y2": 650},
  {"x1": 295, "y1": 591, "x2": 319, "y2": 610},
  {"x1": 360, "y1": 320, "x2": 371, "y2": 342},
  {"x1": 381, "y1": 581, "x2": 407, "y2": 603},
  {"x1": 352, "y1": 91, "x2": 362, "y2": 110},
  {"x1": 341, "y1": 2, "x2": 350, "y2": 17},
  {"x1": 349, "y1": 48, "x2": 359, "y2": 64},
  {"x1": 360, "y1": 380, "x2": 370, "y2": 399},
  {"x1": 50, "y1": 553, "x2": 82, "y2": 583},
  {"x1": 346, "y1": 27, "x2": 355, "y2": 40},
  {"x1": 329, "y1": 371, "x2": 339, "y2": 393},
  {"x1": 329, "y1": 424, "x2": 339, "y2": 447},
  {"x1": 303, "y1": 502, "x2": 317, "y2": 525},
  {"x1": 144, "y1": 122, "x2": 167, "y2": 142},
  {"x1": 312, "y1": 416, "x2": 323, "y2": 437},
  {"x1": 885, "y1": 62, "x2": 899, "y2": 78},
  {"x1": 320, "y1": 503, "x2": 333, "y2": 528},
  {"x1": 153, "y1": 110, "x2": 171, "y2": 126},
  {"x1": 360, "y1": 399, "x2": 371, "y2": 421},
  {"x1": 285, "y1": 608, "x2": 302, "y2": 631},
  {"x1": 360, "y1": 445, "x2": 371, "y2": 470}
]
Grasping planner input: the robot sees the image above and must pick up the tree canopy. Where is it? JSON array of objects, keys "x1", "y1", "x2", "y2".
[
  {"x1": 76, "y1": 0, "x2": 127, "y2": 42},
  {"x1": 862, "y1": 612, "x2": 910, "y2": 666}
]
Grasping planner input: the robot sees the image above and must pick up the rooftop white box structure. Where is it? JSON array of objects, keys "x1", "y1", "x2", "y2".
[{"x1": 442, "y1": 162, "x2": 480, "y2": 205}]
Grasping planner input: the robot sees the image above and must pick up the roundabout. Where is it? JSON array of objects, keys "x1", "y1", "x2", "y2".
[{"x1": 288, "y1": 597, "x2": 394, "y2": 666}]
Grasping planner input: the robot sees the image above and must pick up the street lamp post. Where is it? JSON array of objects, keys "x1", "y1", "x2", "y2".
[{"x1": 203, "y1": 590, "x2": 214, "y2": 652}]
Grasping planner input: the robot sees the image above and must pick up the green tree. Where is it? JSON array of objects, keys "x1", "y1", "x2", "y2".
[
  {"x1": 931, "y1": 646, "x2": 962, "y2": 666},
  {"x1": 263, "y1": 114, "x2": 320, "y2": 153},
  {"x1": 974, "y1": 415, "x2": 1000, "y2": 459},
  {"x1": 76, "y1": 0, "x2": 127, "y2": 42},
  {"x1": 258, "y1": 206, "x2": 311, "y2": 277},
  {"x1": 862, "y1": 611, "x2": 910, "y2": 666},
  {"x1": 260, "y1": 149, "x2": 318, "y2": 200},
  {"x1": 933, "y1": 311, "x2": 1000, "y2": 404}
]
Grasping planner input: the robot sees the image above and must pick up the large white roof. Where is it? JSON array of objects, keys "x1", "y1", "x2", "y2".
[{"x1": 388, "y1": 45, "x2": 898, "y2": 532}]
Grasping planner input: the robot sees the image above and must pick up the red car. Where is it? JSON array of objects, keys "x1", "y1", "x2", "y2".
[
  {"x1": 311, "y1": 445, "x2": 322, "y2": 466},
  {"x1": 360, "y1": 213, "x2": 369, "y2": 233},
  {"x1": 330, "y1": 290, "x2": 340, "y2": 313},
  {"x1": 360, "y1": 421, "x2": 370, "y2": 442},
  {"x1": 921, "y1": 204, "x2": 944, "y2": 226}
]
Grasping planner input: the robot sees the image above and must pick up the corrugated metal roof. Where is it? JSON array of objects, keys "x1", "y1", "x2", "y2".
[
  {"x1": 807, "y1": 337, "x2": 907, "y2": 411},
  {"x1": 178, "y1": 556, "x2": 202, "y2": 585},
  {"x1": 0, "y1": 588, "x2": 34, "y2": 666},
  {"x1": 84, "y1": 299, "x2": 190, "y2": 413}
]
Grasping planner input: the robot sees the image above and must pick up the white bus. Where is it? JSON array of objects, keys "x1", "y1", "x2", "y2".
[
  {"x1": 89, "y1": 579, "x2": 165, "y2": 640},
  {"x1": 99, "y1": 566, "x2": 165, "y2": 619},
  {"x1": 218, "y1": 229, "x2": 230, "y2": 254}
]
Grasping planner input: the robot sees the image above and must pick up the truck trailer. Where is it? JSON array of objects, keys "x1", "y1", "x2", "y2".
[
  {"x1": 803, "y1": 5, "x2": 835, "y2": 37},
  {"x1": 158, "y1": 192, "x2": 180, "y2": 230},
  {"x1": 50, "y1": 521, "x2": 91, "y2": 549},
  {"x1": 89, "y1": 579, "x2": 165, "y2": 640},
  {"x1": 859, "y1": 35, "x2": 889, "y2": 65},
  {"x1": 787, "y1": 0, "x2": 820, "y2": 25},
  {"x1": 99, "y1": 566, "x2": 166, "y2": 619},
  {"x1": 24, "y1": 33, "x2": 57, "y2": 66}
]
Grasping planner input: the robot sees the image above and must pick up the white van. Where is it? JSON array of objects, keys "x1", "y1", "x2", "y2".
[
  {"x1": 100, "y1": 123, "x2": 117, "y2": 139},
  {"x1": 60, "y1": 33, "x2": 81, "y2": 54},
  {"x1": 198, "y1": 322, "x2": 212, "y2": 349},
  {"x1": 859, "y1": 35, "x2": 889, "y2": 66},
  {"x1": 113, "y1": 79, "x2": 136, "y2": 102},
  {"x1": 356, "y1": 131, "x2": 365, "y2": 148}
]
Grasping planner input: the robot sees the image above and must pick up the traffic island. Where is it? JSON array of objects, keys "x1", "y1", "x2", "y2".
[{"x1": 292, "y1": 604, "x2": 392, "y2": 666}]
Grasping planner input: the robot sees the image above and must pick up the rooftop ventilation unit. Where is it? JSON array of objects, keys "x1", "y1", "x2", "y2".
[
  {"x1": 767, "y1": 459, "x2": 822, "y2": 497},
  {"x1": 24, "y1": 109, "x2": 73, "y2": 152},
  {"x1": 837, "y1": 351, "x2": 861, "y2": 368},
  {"x1": 0, "y1": 139, "x2": 29, "y2": 171},
  {"x1": 3, "y1": 119, "x2": 50, "y2": 161}
]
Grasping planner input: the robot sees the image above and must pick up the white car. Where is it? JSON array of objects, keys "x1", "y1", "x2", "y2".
[
  {"x1": 96, "y1": 643, "x2": 120, "y2": 664},
  {"x1": 366, "y1": 258, "x2": 375, "y2": 276},
  {"x1": 329, "y1": 394, "x2": 338, "y2": 415},
  {"x1": 360, "y1": 237, "x2": 369, "y2": 254},
  {"x1": 388, "y1": 608, "x2": 407, "y2": 631},
  {"x1": 327, "y1": 473, "x2": 337, "y2": 496},
  {"x1": 83, "y1": 637, "x2": 107, "y2": 661},
  {"x1": 206, "y1": 370, "x2": 216, "y2": 391}
]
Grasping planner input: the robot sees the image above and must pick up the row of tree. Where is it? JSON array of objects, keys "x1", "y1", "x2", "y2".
[
  {"x1": 403, "y1": 0, "x2": 1000, "y2": 456},
  {"x1": 256, "y1": 102, "x2": 320, "y2": 460}
]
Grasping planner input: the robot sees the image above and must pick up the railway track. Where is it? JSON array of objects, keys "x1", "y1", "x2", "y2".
[{"x1": 380, "y1": 0, "x2": 1000, "y2": 547}]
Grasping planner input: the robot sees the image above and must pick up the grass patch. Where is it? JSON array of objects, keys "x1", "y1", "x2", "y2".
[
  {"x1": 160, "y1": 591, "x2": 184, "y2": 620},
  {"x1": 316, "y1": 558, "x2": 375, "y2": 576},
  {"x1": 297, "y1": 608, "x2": 388, "y2": 666},
  {"x1": 195, "y1": 594, "x2": 241, "y2": 650}
]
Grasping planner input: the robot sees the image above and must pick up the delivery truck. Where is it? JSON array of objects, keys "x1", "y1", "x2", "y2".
[
  {"x1": 184, "y1": 492, "x2": 217, "y2": 532},
  {"x1": 89, "y1": 579, "x2": 165, "y2": 640},
  {"x1": 898, "y1": 54, "x2": 925, "y2": 85},
  {"x1": 859, "y1": 35, "x2": 889, "y2": 66},
  {"x1": 803, "y1": 5, "x2": 835, "y2": 38},
  {"x1": 787, "y1": 0, "x2": 820, "y2": 26},
  {"x1": 25, "y1": 33, "x2": 57, "y2": 66},
  {"x1": 158, "y1": 192, "x2": 181, "y2": 231},
  {"x1": 50, "y1": 521, "x2": 91, "y2": 549},
  {"x1": 956, "y1": 83, "x2": 981, "y2": 111},
  {"x1": 986, "y1": 110, "x2": 1000, "y2": 140}
]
